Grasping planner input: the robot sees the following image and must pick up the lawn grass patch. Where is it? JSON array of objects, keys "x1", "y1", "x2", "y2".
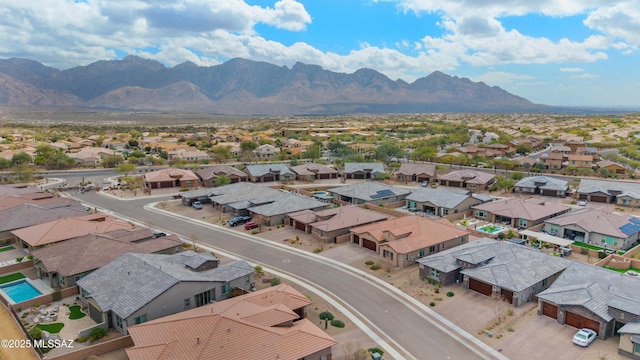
[
  {"x1": 68, "y1": 305, "x2": 86, "y2": 320},
  {"x1": 0, "y1": 272, "x2": 25, "y2": 285},
  {"x1": 36, "y1": 323, "x2": 64, "y2": 334},
  {"x1": 0, "y1": 245, "x2": 15, "y2": 253},
  {"x1": 604, "y1": 266, "x2": 640, "y2": 274},
  {"x1": 570, "y1": 242, "x2": 605, "y2": 251}
]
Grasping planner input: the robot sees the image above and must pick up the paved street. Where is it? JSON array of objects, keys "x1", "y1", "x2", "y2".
[{"x1": 74, "y1": 190, "x2": 505, "y2": 360}]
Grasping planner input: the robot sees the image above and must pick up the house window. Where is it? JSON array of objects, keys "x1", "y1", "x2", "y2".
[
  {"x1": 405, "y1": 254, "x2": 409, "y2": 261},
  {"x1": 623, "y1": 198, "x2": 631, "y2": 205},
  {"x1": 634, "y1": 342, "x2": 640, "y2": 354},
  {"x1": 518, "y1": 219, "x2": 527, "y2": 228},
  {"x1": 184, "y1": 298, "x2": 191, "y2": 309},
  {"x1": 185, "y1": 180, "x2": 191, "y2": 186},
  {"x1": 382, "y1": 250, "x2": 393, "y2": 260},
  {"x1": 114, "y1": 314, "x2": 123, "y2": 329},
  {"x1": 195, "y1": 290, "x2": 213, "y2": 307},
  {"x1": 430, "y1": 269, "x2": 440, "y2": 278},
  {"x1": 419, "y1": 249, "x2": 425, "y2": 257},
  {"x1": 442, "y1": 209, "x2": 449, "y2": 215},
  {"x1": 461, "y1": 236, "x2": 466, "y2": 243},
  {"x1": 245, "y1": 275, "x2": 251, "y2": 284},
  {"x1": 475, "y1": 210, "x2": 487, "y2": 218},
  {"x1": 223, "y1": 283, "x2": 231, "y2": 294},
  {"x1": 59, "y1": 277, "x2": 65, "y2": 287},
  {"x1": 429, "y1": 246, "x2": 436, "y2": 253},
  {"x1": 601, "y1": 236, "x2": 618, "y2": 246},
  {"x1": 134, "y1": 314, "x2": 147, "y2": 325}
]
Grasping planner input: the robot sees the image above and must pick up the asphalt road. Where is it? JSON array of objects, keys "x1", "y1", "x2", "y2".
[{"x1": 73, "y1": 190, "x2": 504, "y2": 360}]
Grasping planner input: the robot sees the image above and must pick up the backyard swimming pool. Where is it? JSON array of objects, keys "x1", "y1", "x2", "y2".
[
  {"x1": 477, "y1": 224, "x2": 506, "y2": 234},
  {"x1": 0, "y1": 280, "x2": 42, "y2": 303}
]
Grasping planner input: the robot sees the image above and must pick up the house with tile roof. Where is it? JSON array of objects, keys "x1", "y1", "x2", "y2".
[
  {"x1": 77, "y1": 251, "x2": 254, "y2": 335},
  {"x1": 253, "y1": 144, "x2": 279, "y2": 159},
  {"x1": 537, "y1": 261, "x2": 640, "y2": 341},
  {"x1": 246, "y1": 192, "x2": 329, "y2": 226},
  {"x1": 287, "y1": 205, "x2": 389, "y2": 243},
  {"x1": 538, "y1": 151, "x2": 565, "y2": 170},
  {"x1": 393, "y1": 163, "x2": 438, "y2": 183},
  {"x1": 32, "y1": 228, "x2": 183, "y2": 288},
  {"x1": 350, "y1": 216, "x2": 471, "y2": 267},
  {"x1": 208, "y1": 182, "x2": 281, "y2": 213},
  {"x1": 328, "y1": 181, "x2": 411, "y2": 205},
  {"x1": 596, "y1": 160, "x2": 629, "y2": 175},
  {"x1": 11, "y1": 213, "x2": 135, "y2": 252},
  {"x1": 144, "y1": 168, "x2": 200, "y2": 189},
  {"x1": 418, "y1": 238, "x2": 571, "y2": 307},
  {"x1": 406, "y1": 188, "x2": 493, "y2": 217},
  {"x1": 437, "y1": 170, "x2": 496, "y2": 191},
  {"x1": 617, "y1": 323, "x2": 640, "y2": 359},
  {"x1": 513, "y1": 176, "x2": 569, "y2": 197},
  {"x1": 577, "y1": 178, "x2": 640, "y2": 207},
  {"x1": 567, "y1": 154, "x2": 594, "y2": 168},
  {"x1": 0, "y1": 193, "x2": 72, "y2": 211},
  {"x1": 244, "y1": 163, "x2": 295, "y2": 182},
  {"x1": 343, "y1": 162, "x2": 385, "y2": 180},
  {"x1": 544, "y1": 208, "x2": 640, "y2": 251},
  {"x1": 195, "y1": 165, "x2": 248, "y2": 186},
  {"x1": 0, "y1": 184, "x2": 43, "y2": 197},
  {"x1": 125, "y1": 284, "x2": 337, "y2": 360},
  {"x1": 290, "y1": 163, "x2": 338, "y2": 181},
  {"x1": 472, "y1": 198, "x2": 571, "y2": 230},
  {"x1": 0, "y1": 201, "x2": 88, "y2": 244}
]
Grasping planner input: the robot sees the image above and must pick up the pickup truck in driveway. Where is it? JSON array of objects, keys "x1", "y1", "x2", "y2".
[{"x1": 229, "y1": 215, "x2": 251, "y2": 227}]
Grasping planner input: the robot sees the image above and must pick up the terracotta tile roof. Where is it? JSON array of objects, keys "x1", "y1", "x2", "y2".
[
  {"x1": 195, "y1": 165, "x2": 247, "y2": 180},
  {"x1": 310, "y1": 206, "x2": 389, "y2": 232},
  {"x1": 12, "y1": 213, "x2": 134, "y2": 247},
  {"x1": 0, "y1": 184, "x2": 43, "y2": 196},
  {"x1": 126, "y1": 284, "x2": 335, "y2": 360},
  {"x1": 437, "y1": 170, "x2": 495, "y2": 185},
  {"x1": 396, "y1": 163, "x2": 437, "y2": 177},
  {"x1": 0, "y1": 201, "x2": 88, "y2": 232},
  {"x1": 0, "y1": 194, "x2": 70, "y2": 211},
  {"x1": 144, "y1": 168, "x2": 200, "y2": 183},
  {"x1": 352, "y1": 216, "x2": 470, "y2": 254},
  {"x1": 31, "y1": 229, "x2": 182, "y2": 277},
  {"x1": 290, "y1": 163, "x2": 338, "y2": 176},
  {"x1": 473, "y1": 198, "x2": 570, "y2": 221}
]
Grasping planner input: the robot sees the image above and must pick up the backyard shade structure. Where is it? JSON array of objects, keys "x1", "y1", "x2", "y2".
[{"x1": 519, "y1": 230, "x2": 574, "y2": 248}]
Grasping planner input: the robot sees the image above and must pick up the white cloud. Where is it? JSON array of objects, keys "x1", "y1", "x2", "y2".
[
  {"x1": 560, "y1": 67, "x2": 584, "y2": 72},
  {"x1": 571, "y1": 73, "x2": 599, "y2": 78}
]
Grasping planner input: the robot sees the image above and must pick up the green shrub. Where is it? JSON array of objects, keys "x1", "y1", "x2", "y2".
[
  {"x1": 365, "y1": 260, "x2": 375, "y2": 266},
  {"x1": 368, "y1": 347, "x2": 384, "y2": 356},
  {"x1": 251, "y1": 230, "x2": 259, "y2": 235},
  {"x1": 319, "y1": 311, "x2": 334, "y2": 321},
  {"x1": 429, "y1": 302, "x2": 435, "y2": 307},
  {"x1": 434, "y1": 288, "x2": 440, "y2": 294},
  {"x1": 77, "y1": 336, "x2": 87, "y2": 343},
  {"x1": 29, "y1": 326, "x2": 42, "y2": 340},
  {"x1": 370, "y1": 264, "x2": 381, "y2": 270},
  {"x1": 313, "y1": 248, "x2": 322, "y2": 253},
  {"x1": 269, "y1": 277, "x2": 281, "y2": 286},
  {"x1": 330, "y1": 320, "x2": 345, "y2": 328},
  {"x1": 507, "y1": 309, "x2": 514, "y2": 316},
  {"x1": 507, "y1": 326, "x2": 514, "y2": 332},
  {"x1": 16, "y1": 257, "x2": 23, "y2": 262},
  {"x1": 89, "y1": 327, "x2": 108, "y2": 343},
  {"x1": 598, "y1": 251, "x2": 607, "y2": 259},
  {"x1": 253, "y1": 265, "x2": 264, "y2": 275},
  {"x1": 26, "y1": 255, "x2": 33, "y2": 260},
  {"x1": 446, "y1": 291, "x2": 454, "y2": 297}
]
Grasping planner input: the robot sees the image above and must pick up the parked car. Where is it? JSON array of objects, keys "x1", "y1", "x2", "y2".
[
  {"x1": 579, "y1": 199, "x2": 587, "y2": 206},
  {"x1": 229, "y1": 215, "x2": 251, "y2": 227},
  {"x1": 244, "y1": 221, "x2": 259, "y2": 230},
  {"x1": 192, "y1": 201, "x2": 203, "y2": 210},
  {"x1": 421, "y1": 181, "x2": 428, "y2": 187},
  {"x1": 408, "y1": 207, "x2": 420, "y2": 213},
  {"x1": 152, "y1": 232, "x2": 167, "y2": 238},
  {"x1": 173, "y1": 194, "x2": 183, "y2": 199},
  {"x1": 572, "y1": 328, "x2": 597, "y2": 347}
]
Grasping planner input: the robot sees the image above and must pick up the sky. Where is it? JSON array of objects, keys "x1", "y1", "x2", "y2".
[{"x1": 1, "y1": 0, "x2": 639, "y2": 107}]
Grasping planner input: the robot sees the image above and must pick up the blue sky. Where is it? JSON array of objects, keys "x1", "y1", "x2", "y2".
[{"x1": 2, "y1": 0, "x2": 639, "y2": 107}]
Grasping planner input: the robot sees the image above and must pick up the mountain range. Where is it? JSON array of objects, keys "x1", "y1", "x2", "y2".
[{"x1": 0, "y1": 56, "x2": 550, "y2": 115}]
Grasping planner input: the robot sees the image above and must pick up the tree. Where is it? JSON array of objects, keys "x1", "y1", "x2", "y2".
[
  {"x1": 103, "y1": 155, "x2": 125, "y2": 168},
  {"x1": 11, "y1": 152, "x2": 32, "y2": 166},
  {"x1": 214, "y1": 175, "x2": 232, "y2": 187},
  {"x1": 34, "y1": 144, "x2": 74, "y2": 170},
  {"x1": 0, "y1": 158, "x2": 11, "y2": 170},
  {"x1": 303, "y1": 144, "x2": 321, "y2": 160},
  {"x1": 374, "y1": 141, "x2": 403, "y2": 161},
  {"x1": 115, "y1": 163, "x2": 136, "y2": 176},
  {"x1": 240, "y1": 141, "x2": 258, "y2": 152},
  {"x1": 510, "y1": 171, "x2": 524, "y2": 181}
]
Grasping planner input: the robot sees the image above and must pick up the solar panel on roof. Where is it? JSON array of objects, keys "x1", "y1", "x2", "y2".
[
  {"x1": 630, "y1": 217, "x2": 640, "y2": 225},
  {"x1": 620, "y1": 223, "x2": 640, "y2": 236},
  {"x1": 370, "y1": 189, "x2": 395, "y2": 199}
]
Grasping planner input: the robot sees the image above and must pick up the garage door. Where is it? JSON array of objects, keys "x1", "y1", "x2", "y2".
[
  {"x1": 542, "y1": 302, "x2": 558, "y2": 319},
  {"x1": 565, "y1": 311, "x2": 599, "y2": 334},
  {"x1": 590, "y1": 195, "x2": 608, "y2": 203},
  {"x1": 541, "y1": 190, "x2": 558, "y2": 197},
  {"x1": 362, "y1": 239, "x2": 377, "y2": 252},
  {"x1": 261, "y1": 175, "x2": 275, "y2": 182},
  {"x1": 295, "y1": 221, "x2": 306, "y2": 231},
  {"x1": 469, "y1": 278, "x2": 493, "y2": 296},
  {"x1": 501, "y1": 289, "x2": 514, "y2": 303}
]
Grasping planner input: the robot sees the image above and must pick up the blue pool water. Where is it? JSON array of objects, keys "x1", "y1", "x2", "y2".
[
  {"x1": 0, "y1": 280, "x2": 42, "y2": 303},
  {"x1": 477, "y1": 224, "x2": 506, "y2": 234}
]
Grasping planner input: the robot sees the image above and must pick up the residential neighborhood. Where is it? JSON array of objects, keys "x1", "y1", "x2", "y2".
[{"x1": 1, "y1": 114, "x2": 640, "y2": 360}]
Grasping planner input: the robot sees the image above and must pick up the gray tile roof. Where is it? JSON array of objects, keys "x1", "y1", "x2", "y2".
[
  {"x1": 545, "y1": 208, "x2": 640, "y2": 239},
  {"x1": 328, "y1": 182, "x2": 411, "y2": 201},
  {"x1": 514, "y1": 176, "x2": 568, "y2": 191},
  {"x1": 618, "y1": 322, "x2": 640, "y2": 335},
  {"x1": 578, "y1": 178, "x2": 640, "y2": 196},
  {"x1": 418, "y1": 238, "x2": 497, "y2": 273},
  {"x1": 537, "y1": 261, "x2": 640, "y2": 322},
  {"x1": 208, "y1": 182, "x2": 281, "y2": 205},
  {"x1": 195, "y1": 165, "x2": 247, "y2": 180},
  {"x1": 244, "y1": 163, "x2": 293, "y2": 177},
  {"x1": 180, "y1": 188, "x2": 215, "y2": 199},
  {"x1": 407, "y1": 188, "x2": 481, "y2": 208},
  {"x1": 396, "y1": 164, "x2": 437, "y2": 177},
  {"x1": 248, "y1": 193, "x2": 328, "y2": 217},
  {"x1": 343, "y1": 162, "x2": 385, "y2": 175},
  {"x1": 0, "y1": 201, "x2": 88, "y2": 231},
  {"x1": 77, "y1": 251, "x2": 253, "y2": 319}
]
